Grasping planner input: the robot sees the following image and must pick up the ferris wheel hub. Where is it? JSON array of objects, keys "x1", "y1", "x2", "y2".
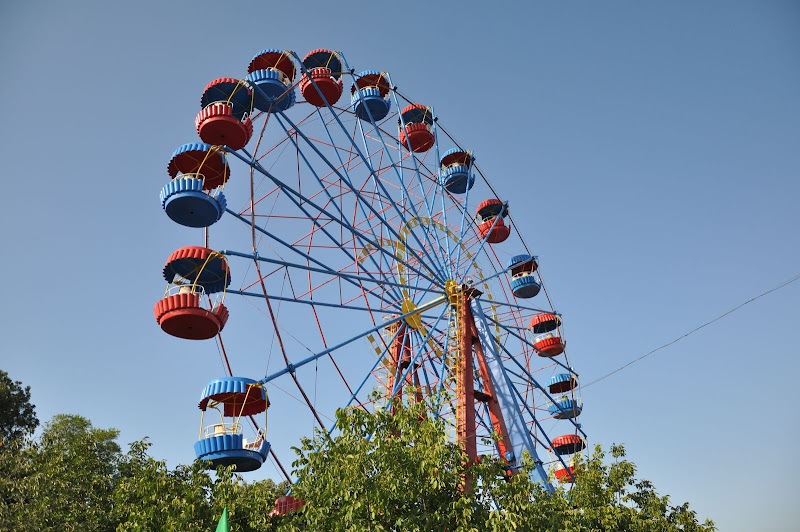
[{"x1": 400, "y1": 299, "x2": 423, "y2": 330}]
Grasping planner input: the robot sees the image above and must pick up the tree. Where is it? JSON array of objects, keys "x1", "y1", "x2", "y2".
[
  {"x1": 284, "y1": 397, "x2": 716, "y2": 531},
  {"x1": 0, "y1": 414, "x2": 121, "y2": 531},
  {"x1": 285, "y1": 399, "x2": 498, "y2": 531},
  {"x1": 489, "y1": 444, "x2": 716, "y2": 531},
  {"x1": 113, "y1": 438, "x2": 287, "y2": 531},
  {"x1": 0, "y1": 376, "x2": 714, "y2": 531},
  {"x1": 0, "y1": 415, "x2": 288, "y2": 532},
  {"x1": 0, "y1": 369, "x2": 39, "y2": 446}
]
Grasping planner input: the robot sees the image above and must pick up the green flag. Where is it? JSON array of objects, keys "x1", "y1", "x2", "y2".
[{"x1": 215, "y1": 507, "x2": 229, "y2": 532}]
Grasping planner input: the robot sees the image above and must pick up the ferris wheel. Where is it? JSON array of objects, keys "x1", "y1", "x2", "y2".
[{"x1": 153, "y1": 48, "x2": 587, "y2": 499}]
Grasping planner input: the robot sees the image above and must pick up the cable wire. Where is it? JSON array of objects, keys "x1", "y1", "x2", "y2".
[{"x1": 583, "y1": 272, "x2": 800, "y2": 389}]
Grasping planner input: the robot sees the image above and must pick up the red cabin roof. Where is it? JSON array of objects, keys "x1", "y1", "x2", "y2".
[
  {"x1": 248, "y1": 50, "x2": 296, "y2": 80},
  {"x1": 529, "y1": 313, "x2": 561, "y2": 334}
]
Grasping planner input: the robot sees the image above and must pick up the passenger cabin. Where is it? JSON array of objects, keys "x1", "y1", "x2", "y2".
[
  {"x1": 246, "y1": 49, "x2": 297, "y2": 112},
  {"x1": 161, "y1": 143, "x2": 229, "y2": 228},
  {"x1": 398, "y1": 104, "x2": 435, "y2": 153},
  {"x1": 351, "y1": 70, "x2": 391, "y2": 121},
  {"x1": 194, "y1": 377, "x2": 271, "y2": 472},
  {"x1": 439, "y1": 148, "x2": 475, "y2": 194},
  {"x1": 299, "y1": 49, "x2": 344, "y2": 107},
  {"x1": 475, "y1": 198, "x2": 510, "y2": 244},
  {"x1": 507, "y1": 254, "x2": 540, "y2": 298}
]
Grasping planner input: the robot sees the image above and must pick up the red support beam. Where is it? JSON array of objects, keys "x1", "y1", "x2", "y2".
[
  {"x1": 457, "y1": 292, "x2": 478, "y2": 467},
  {"x1": 471, "y1": 321, "x2": 513, "y2": 465}
]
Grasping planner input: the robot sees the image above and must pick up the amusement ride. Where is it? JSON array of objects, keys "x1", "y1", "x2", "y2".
[{"x1": 154, "y1": 48, "x2": 586, "y2": 512}]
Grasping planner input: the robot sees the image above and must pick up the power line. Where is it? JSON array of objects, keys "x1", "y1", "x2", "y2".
[{"x1": 582, "y1": 272, "x2": 800, "y2": 389}]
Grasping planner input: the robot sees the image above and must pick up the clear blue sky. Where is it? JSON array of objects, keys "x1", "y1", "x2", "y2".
[{"x1": 1, "y1": 1, "x2": 798, "y2": 530}]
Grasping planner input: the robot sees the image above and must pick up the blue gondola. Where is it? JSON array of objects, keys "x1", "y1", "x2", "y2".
[
  {"x1": 351, "y1": 70, "x2": 391, "y2": 121},
  {"x1": 507, "y1": 254, "x2": 540, "y2": 298},
  {"x1": 548, "y1": 396, "x2": 583, "y2": 419},
  {"x1": 161, "y1": 143, "x2": 229, "y2": 228},
  {"x1": 160, "y1": 176, "x2": 227, "y2": 228},
  {"x1": 547, "y1": 373, "x2": 578, "y2": 394},
  {"x1": 194, "y1": 377, "x2": 271, "y2": 472},
  {"x1": 439, "y1": 148, "x2": 475, "y2": 194},
  {"x1": 247, "y1": 49, "x2": 296, "y2": 112}
]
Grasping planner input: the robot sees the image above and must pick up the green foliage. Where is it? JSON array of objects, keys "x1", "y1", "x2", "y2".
[
  {"x1": 0, "y1": 369, "x2": 39, "y2": 446},
  {"x1": 0, "y1": 414, "x2": 287, "y2": 531},
  {"x1": 0, "y1": 376, "x2": 713, "y2": 531},
  {"x1": 488, "y1": 444, "x2": 716, "y2": 531},
  {"x1": 284, "y1": 398, "x2": 716, "y2": 531},
  {"x1": 285, "y1": 400, "x2": 498, "y2": 531},
  {"x1": 113, "y1": 438, "x2": 287, "y2": 531},
  {"x1": 0, "y1": 414, "x2": 120, "y2": 531}
]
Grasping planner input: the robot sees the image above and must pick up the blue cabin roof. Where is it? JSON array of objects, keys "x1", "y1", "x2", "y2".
[
  {"x1": 441, "y1": 147, "x2": 466, "y2": 159},
  {"x1": 440, "y1": 147, "x2": 472, "y2": 168},
  {"x1": 199, "y1": 377, "x2": 263, "y2": 402},
  {"x1": 507, "y1": 254, "x2": 533, "y2": 270},
  {"x1": 548, "y1": 373, "x2": 573, "y2": 387},
  {"x1": 357, "y1": 69, "x2": 381, "y2": 78},
  {"x1": 198, "y1": 377, "x2": 267, "y2": 416}
]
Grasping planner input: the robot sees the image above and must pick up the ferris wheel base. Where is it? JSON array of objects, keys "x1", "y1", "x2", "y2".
[{"x1": 194, "y1": 436, "x2": 270, "y2": 472}]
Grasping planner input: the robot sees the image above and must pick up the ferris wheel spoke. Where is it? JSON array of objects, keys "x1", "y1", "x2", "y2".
[
  {"x1": 229, "y1": 149, "x2": 443, "y2": 292},
  {"x1": 258, "y1": 302, "x2": 443, "y2": 386},
  {"x1": 387, "y1": 305, "x2": 449, "y2": 402},
  {"x1": 431, "y1": 169, "x2": 455, "y2": 279},
  {"x1": 228, "y1": 288, "x2": 407, "y2": 314},
  {"x1": 448, "y1": 155, "x2": 476, "y2": 273},
  {"x1": 389, "y1": 102, "x2": 451, "y2": 275},
  {"x1": 246, "y1": 159, "x2": 404, "y2": 304},
  {"x1": 225, "y1": 208, "x2": 410, "y2": 305},
  {"x1": 487, "y1": 317, "x2": 577, "y2": 377},
  {"x1": 490, "y1": 330, "x2": 586, "y2": 440},
  {"x1": 469, "y1": 264, "x2": 518, "y2": 287},
  {"x1": 326, "y1": 322, "x2": 407, "y2": 435},
  {"x1": 268, "y1": 112, "x2": 411, "y2": 299},
  {"x1": 222, "y1": 249, "x2": 443, "y2": 298},
  {"x1": 271, "y1": 96, "x2": 450, "y2": 284},
  {"x1": 354, "y1": 125, "x2": 453, "y2": 283},
  {"x1": 456, "y1": 205, "x2": 507, "y2": 284},
  {"x1": 242, "y1": 149, "x2": 445, "y2": 294},
  {"x1": 477, "y1": 297, "x2": 551, "y2": 315},
  {"x1": 318, "y1": 55, "x2": 451, "y2": 277}
]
